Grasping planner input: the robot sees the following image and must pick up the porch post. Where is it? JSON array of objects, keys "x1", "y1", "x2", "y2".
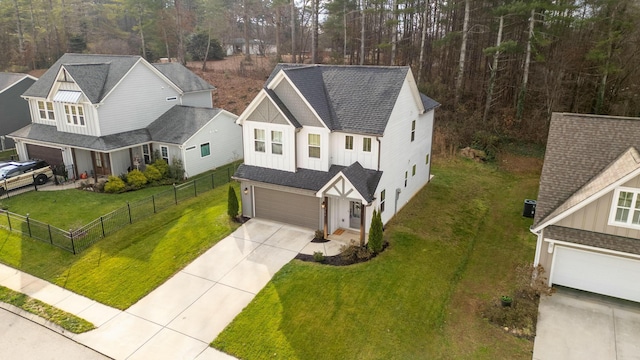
[
  {"x1": 360, "y1": 204, "x2": 366, "y2": 246},
  {"x1": 323, "y1": 196, "x2": 328, "y2": 239},
  {"x1": 90, "y1": 151, "x2": 98, "y2": 182},
  {"x1": 70, "y1": 148, "x2": 78, "y2": 180}
]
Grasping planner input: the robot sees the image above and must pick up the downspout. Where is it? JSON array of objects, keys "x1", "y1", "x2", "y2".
[
  {"x1": 376, "y1": 136, "x2": 381, "y2": 171},
  {"x1": 179, "y1": 145, "x2": 186, "y2": 178}
]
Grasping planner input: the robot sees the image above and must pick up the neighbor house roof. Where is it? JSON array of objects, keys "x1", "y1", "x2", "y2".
[
  {"x1": 533, "y1": 113, "x2": 640, "y2": 228},
  {"x1": 233, "y1": 163, "x2": 383, "y2": 203},
  {"x1": 265, "y1": 64, "x2": 439, "y2": 136},
  {"x1": 147, "y1": 106, "x2": 222, "y2": 144},
  {"x1": 0, "y1": 73, "x2": 36, "y2": 94},
  {"x1": 152, "y1": 63, "x2": 215, "y2": 92},
  {"x1": 9, "y1": 105, "x2": 224, "y2": 151}
]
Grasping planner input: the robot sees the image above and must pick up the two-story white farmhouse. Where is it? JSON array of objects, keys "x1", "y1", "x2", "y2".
[
  {"x1": 9, "y1": 54, "x2": 242, "y2": 180},
  {"x1": 234, "y1": 64, "x2": 439, "y2": 243}
]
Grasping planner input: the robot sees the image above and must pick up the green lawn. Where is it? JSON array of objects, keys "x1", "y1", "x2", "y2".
[
  {"x1": 212, "y1": 158, "x2": 540, "y2": 359},
  {"x1": 0, "y1": 183, "x2": 240, "y2": 309}
]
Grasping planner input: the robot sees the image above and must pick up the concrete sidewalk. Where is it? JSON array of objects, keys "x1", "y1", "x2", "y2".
[{"x1": 0, "y1": 219, "x2": 315, "y2": 359}]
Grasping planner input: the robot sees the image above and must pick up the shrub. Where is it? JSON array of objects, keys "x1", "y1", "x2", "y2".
[
  {"x1": 368, "y1": 209, "x2": 383, "y2": 253},
  {"x1": 153, "y1": 157, "x2": 169, "y2": 178},
  {"x1": 127, "y1": 169, "x2": 148, "y2": 188},
  {"x1": 104, "y1": 176, "x2": 126, "y2": 193},
  {"x1": 314, "y1": 229, "x2": 324, "y2": 240},
  {"x1": 313, "y1": 251, "x2": 325, "y2": 262},
  {"x1": 227, "y1": 186, "x2": 239, "y2": 219},
  {"x1": 144, "y1": 164, "x2": 162, "y2": 182},
  {"x1": 168, "y1": 157, "x2": 185, "y2": 181}
]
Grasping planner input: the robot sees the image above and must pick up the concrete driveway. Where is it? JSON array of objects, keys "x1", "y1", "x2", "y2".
[{"x1": 533, "y1": 287, "x2": 640, "y2": 360}]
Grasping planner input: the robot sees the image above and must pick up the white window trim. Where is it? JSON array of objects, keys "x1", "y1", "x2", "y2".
[
  {"x1": 37, "y1": 100, "x2": 55, "y2": 121},
  {"x1": 309, "y1": 133, "x2": 321, "y2": 159},
  {"x1": 363, "y1": 137, "x2": 372, "y2": 152},
  {"x1": 200, "y1": 142, "x2": 211, "y2": 158},
  {"x1": 608, "y1": 187, "x2": 640, "y2": 230},
  {"x1": 64, "y1": 104, "x2": 86, "y2": 127},
  {"x1": 411, "y1": 120, "x2": 416, "y2": 142},
  {"x1": 271, "y1": 130, "x2": 283, "y2": 155},
  {"x1": 380, "y1": 189, "x2": 386, "y2": 213},
  {"x1": 345, "y1": 135, "x2": 354, "y2": 150},
  {"x1": 254, "y1": 129, "x2": 266, "y2": 153},
  {"x1": 161, "y1": 146, "x2": 169, "y2": 163}
]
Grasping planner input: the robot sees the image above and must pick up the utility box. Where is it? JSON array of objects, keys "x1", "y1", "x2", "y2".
[{"x1": 523, "y1": 199, "x2": 536, "y2": 218}]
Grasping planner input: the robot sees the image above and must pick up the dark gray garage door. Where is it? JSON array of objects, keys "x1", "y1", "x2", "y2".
[
  {"x1": 26, "y1": 144, "x2": 63, "y2": 165},
  {"x1": 254, "y1": 187, "x2": 320, "y2": 229}
]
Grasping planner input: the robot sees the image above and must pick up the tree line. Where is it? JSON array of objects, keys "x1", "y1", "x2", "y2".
[{"x1": 1, "y1": 0, "x2": 639, "y2": 146}]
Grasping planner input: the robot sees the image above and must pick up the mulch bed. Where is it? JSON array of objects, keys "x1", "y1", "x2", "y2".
[{"x1": 295, "y1": 241, "x2": 389, "y2": 266}]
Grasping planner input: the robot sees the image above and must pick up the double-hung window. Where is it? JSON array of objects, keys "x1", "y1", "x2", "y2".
[
  {"x1": 200, "y1": 143, "x2": 211, "y2": 157},
  {"x1": 363, "y1": 137, "x2": 372, "y2": 152},
  {"x1": 37, "y1": 101, "x2": 55, "y2": 121},
  {"x1": 309, "y1": 134, "x2": 320, "y2": 158},
  {"x1": 411, "y1": 120, "x2": 416, "y2": 141},
  {"x1": 254, "y1": 129, "x2": 265, "y2": 152},
  {"x1": 271, "y1": 131, "x2": 283, "y2": 155},
  {"x1": 345, "y1": 135, "x2": 354, "y2": 150},
  {"x1": 380, "y1": 190, "x2": 386, "y2": 213},
  {"x1": 610, "y1": 188, "x2": 640, "y2": 227},
  {"x1": 64, "y1": 104, "x2": 85, "y2": 126},
  {"x1": 161, "y1": 146, "x2": 169, "y2": 163},
  {"x1": 142, "y1": 144, "x2": 151, "y2": 164}
]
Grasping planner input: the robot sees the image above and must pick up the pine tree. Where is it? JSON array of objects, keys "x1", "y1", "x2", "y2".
[
  {"x1": 368, "y1": 209, "x2": 383, "y2": 253},
  {"x1": 227, "y1": 186, "x2": 239, "y2": 220}
]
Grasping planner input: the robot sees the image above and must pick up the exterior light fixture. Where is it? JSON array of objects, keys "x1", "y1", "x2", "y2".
[
  {"x1": 244, "y1": 187, "x2": 249, "y2": 195},
  {"x1": 321, "y1": 201, "x2": 326, "y2": 209}
]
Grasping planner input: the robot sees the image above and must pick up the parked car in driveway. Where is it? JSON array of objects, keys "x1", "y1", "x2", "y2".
[{"x1": 0, "y1": 160, "x2": 53, "y2": 195}]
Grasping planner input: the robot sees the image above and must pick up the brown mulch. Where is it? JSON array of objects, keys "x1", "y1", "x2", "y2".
[{"x1": 295, "y1": 241, "x2": 389, "y2": 266}]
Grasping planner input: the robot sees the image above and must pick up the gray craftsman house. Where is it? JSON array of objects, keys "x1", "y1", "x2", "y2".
[
  {"x1": 9, "y1": 54, "x2": 242, "y2": 180},
  {"x1": 234, "y1": 64, "x2": 438, "y2": 242},
  {"x1": 532, "y1": 112, "x2": 640, "y2": 303},
  {"x1": 0, "y1": 73, "x2": 37, "y2": 150}
]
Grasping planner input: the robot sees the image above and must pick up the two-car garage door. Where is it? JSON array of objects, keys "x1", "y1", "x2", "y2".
[
  {"x1": 254, "y1": 187, "x2": 320, "y2": 229},
  {"x1": 551, "y1": 246, "x2": 640, "y2": 303}
]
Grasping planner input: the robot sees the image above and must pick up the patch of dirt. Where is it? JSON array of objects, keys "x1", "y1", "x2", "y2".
[{"x1": 497, "y1": 152, "x2": 543, "y2": 174}]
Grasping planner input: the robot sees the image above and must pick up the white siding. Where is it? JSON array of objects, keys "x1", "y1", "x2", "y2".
[
  {"x1": 273, "y1": 79, "x2": 324, "y2": 127},
  {"x1": 54, "y1": 102, "x2": 100, "y2": 136},
  {"x1": 110, "y1": 149, "x2": 131, "y2": 176},
  {"x1": 74, "y1": 149, "x2": 93, "y2": 176},
  {"x1": 242, "y1": 121, "x2": 295, "y2": 172},
  {"x1": 376, "y1": 78, "x2": 434, "y2": 226},
  {"x1": 98, "y1": 62, "x2": 180, "y2": 135},
  {"x1": 182, "y1": 91, "x2": 213, "y2": 108},
  {"x1": 183, "y1": 112, "x2": 243, "y2": 177},
  {"x1": 329, "y1": 132, "x2": 378, "y2": 170},
  {"x1": 153, "y1": 143, "x2": 181, "y2": 166},
  {"x1": 297, "y1": 126, "x2": 330, "y2": 171}
]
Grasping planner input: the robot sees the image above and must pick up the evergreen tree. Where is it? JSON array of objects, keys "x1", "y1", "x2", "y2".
[
  {"x1": 227, "y1": 186, "x2": 239, "y2": 220},
  {"x1": 368, "y1": 208, "x2": 383, "y2": 253}
]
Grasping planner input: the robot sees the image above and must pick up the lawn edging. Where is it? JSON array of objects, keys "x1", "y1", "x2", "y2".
[{"x1": 0, "y1": 285, "x2": 95, "y2": 334}]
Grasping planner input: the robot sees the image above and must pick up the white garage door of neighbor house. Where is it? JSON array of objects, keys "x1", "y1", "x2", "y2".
[
  {"x1": 254, "y1": 187, "x2": 320, "y2": 230},
  {"x1": 551, "y1": 246, "x2": 640, "y2": 303}
]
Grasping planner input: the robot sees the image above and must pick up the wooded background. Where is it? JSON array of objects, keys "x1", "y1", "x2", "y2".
[{"x1": 1, "y1": 0, "x2": 639, "y2": 148}]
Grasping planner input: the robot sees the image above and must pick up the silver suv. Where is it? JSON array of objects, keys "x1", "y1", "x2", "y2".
[{"x1": 0, "y1": 160, "x2": 53, "y2": 195}]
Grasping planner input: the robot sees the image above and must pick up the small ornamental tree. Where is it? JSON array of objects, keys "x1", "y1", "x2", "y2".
[
  {"x1": 227, "y1": 186, "x2": 239, "y2": 220},
  {"x1": 368, "y1": 208, "x2": 384, "y2": 253}
]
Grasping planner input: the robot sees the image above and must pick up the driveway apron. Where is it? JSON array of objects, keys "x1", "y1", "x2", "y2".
[{"x1": 1, "y1": 219, "x2": 312, "y2": 360}]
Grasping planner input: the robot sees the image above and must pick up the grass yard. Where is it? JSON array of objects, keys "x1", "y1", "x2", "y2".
[
  {"x1": 0, "y1": 183, "x2": 240, "y2": 309},
  {"x1": 213, "y1": 157, "x2": 541, "y2": 359}
]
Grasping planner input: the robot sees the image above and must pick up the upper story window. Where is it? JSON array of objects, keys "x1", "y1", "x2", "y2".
[
  {"x1": 37, "y1": 101, "x2": 55, "y2": 121},
  {"x1": 254, "y1": 129, "x2": 265, "y2": 152},
  {"x1": 345, "y1": 135, "x2": 353, "y2": 150},
  {"x1": 380, "y1": 189, "x2": 386, "y2": 213},
  {"x1": 64, "y1": 104, "x2": 85, "y2": 126},
  {"x1": 411, "y1": 120, "x2": 416, "y2": 142},
  {"x1": 610, "y1": 187, "x2": 640, "y2": 228},
  {"x1": 201, "y1": 143, "x2": 211, "y2": 157},
  {"x1": 309, "y1": 133, "x2": 320, "y2": 158},
  {"x1": 271, "y1": 131, "x2": 283, "y2": 155},
  {"x1": 363, "y1": 137, "x2": 372, "y2": 152}
]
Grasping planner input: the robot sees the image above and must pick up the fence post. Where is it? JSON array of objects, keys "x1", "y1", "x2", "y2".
[
  {"x1": 127, "y1": 202, "x2": 132, "y2": 224},
  {"x1": 26, "y1": 213, "x2": 31, "y2": 237},
  {"x1": 6, "y1": 211, "x2": 11, "y2": 231},
  {"x1": 152, "y1": 195, "x2": 156, "y2": 213},
  {"x1": 100, "y1": 216, "x2": 105, "y2": 237},
  {"x1": 173, "y1": 184, "x2": 177, "y2": 205},
  {"x1": 70, "y1": 230, "x2": 76, "y2": 255},
  {"x1": 33, "y1": 174, "x2": 37, "y2": 191},
  {"x1": 194, "y1": 180, "x2": 197, "y2": 197},
  {"x1": 48, "y1": 224, "x2": 52, "y2": 244},
  {"x1": 4, "y1": 179, "x2": 8, "y2": 199}
]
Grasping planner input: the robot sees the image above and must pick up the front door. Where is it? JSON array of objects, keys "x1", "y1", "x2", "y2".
[
  {"x1": 349, "y1": 201, "x2": 361, "y2": 228},
  {"x1": 94, "y1": 152, "x2": 111, "y2": 176}
]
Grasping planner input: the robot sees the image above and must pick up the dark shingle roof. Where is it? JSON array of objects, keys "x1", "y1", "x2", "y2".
[
  {"x1": 63, "y1": 64, "x2": 110, "y2": 103},
  {"x1": 0, "y1": 73, "x2": 33, "y2": 93},
  {"x1": 233, "y1": 162, "x2": 382, "y2": 203},
  {"x1": 22, "y1": 54, "x2": 140, "y2": 103},
  {"x1": 266, "y1": 64, "x2": 439, "y2": 136},
  {"x1": 152, "y1": 63, "x2": 215, "y2": 92},
  {"x1": 534, "y1": 113, "x2": 640, "y2": 228},
  {"x1": 148, "y1": 106, "x2": 222, "y2": 144},
  {"x1": 546, "y1": 226, "x2": 640, "y2": 255},
  {"x1": 9, "y1": 105, "x2": 225, "y2": 150}
]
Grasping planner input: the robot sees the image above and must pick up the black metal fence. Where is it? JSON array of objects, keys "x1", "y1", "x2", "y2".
[{"x1": 0, "y1": 166, "x2": 235, "y2": 254}]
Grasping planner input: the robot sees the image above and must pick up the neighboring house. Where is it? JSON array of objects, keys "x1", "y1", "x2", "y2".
[
  {"x1": 0, "y1": 73, "x2": 37, "y2": 150},
  {"x1": 233, "y1": 64, "x2": 439, "y2": 242},
  {"x1": 532, "y1": 112, "x2": 640, "y2": 303},
  {"x1": 225, "y1": 38, "x2": 277, "y2": 56},
  {"x1": 9, "y1": 54, "x2": 242, "y2": 180}
]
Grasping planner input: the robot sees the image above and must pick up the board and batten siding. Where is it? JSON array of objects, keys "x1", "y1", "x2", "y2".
[
  {"x1": 272, "y1": 79, "x2": 324, "y2": 127},
  {"x1": 73, "y1": 149, "x2": 93, "y2": 176},
  {"x1": 98, "y1": 61, "x2": 180, "y2": 136},
  {"x1": 183, "y1": 112, "x2": 242, "y2": 177},
  {"x1": 555, "y1": 175, "x2": 640, "y2": 238},
  {"x1": 242, "y1": 121, "x2": 295, "y2": 172},
  {"x1": 329, "y1": 132, "x2": 378, "y2": 170},
  {"x1": 296, "y1": 126, "x2": 330, "y2": 171},
  {"x1": 182, "y1": 91, "x2": 212, "y2": 108},
  {"x1": 376, "y1": 76, "x2": 434, "y2": 226},
  {"x1": 248, "y1": 96, "x2": 289, "y2": 125},
  {"x1": 110, "y1": 149, "x2": 131, "y2": 176}
]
